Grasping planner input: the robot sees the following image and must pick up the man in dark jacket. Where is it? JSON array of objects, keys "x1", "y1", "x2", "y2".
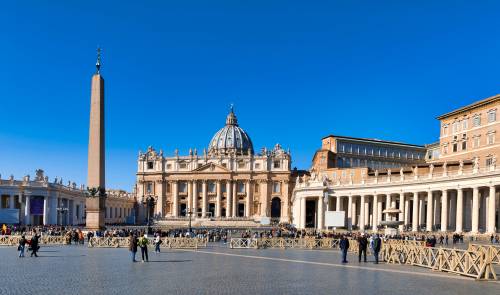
[
  {"x1": 129, "y1": 233, "x2": 138, "y2": 262},
  {"x1": 339, "y1": 235, "x2": 349, "y2": 263},
  {"x1": 357, "y1": 233, "x2": 368, "y2": 263},
  {"x1": 30, "y1": 234, "x2": 39, "y2": 257},
  {"x1": 372, "y1": 234, "x2": 381, "y2": 264}
]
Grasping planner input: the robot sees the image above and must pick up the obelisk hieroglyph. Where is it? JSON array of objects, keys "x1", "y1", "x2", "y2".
[{"x1": 86, "y1": 48, "x2": 106, "y2": 230}]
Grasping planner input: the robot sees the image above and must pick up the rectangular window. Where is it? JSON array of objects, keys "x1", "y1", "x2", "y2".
[
  {"x1": 146, "y1": 182, "x2": 153, "y2": 193},
  {"x1": 273, "y1": 161, "x2": 281, "y2": 169},
  {"x1": 462, "y1": 119, "x2": 468, "y2": 130},
  {"x1": 462, "y1": 140, "x2": 467, "y2": 151},
  {"x1": 166, "y1": 164, "x2": 172, "y2": 170},
  {"x1": 487, "y1": 132, "x2": 495, "y2": 145},
  {"x1": 473, "y1": 136, "x2": 480, "y2": 148},
  {"x1": 486, "y1": 157, "x2": 494, "y2": 167},
  {"x1": 453, "y1": 143, "x2": 458, "y2": 152},
  {"x1": 473, "y1": 115, "x2": 481, "y2": 127},
  {"x1": 254, "y1": 183, "x2": 259, "y2": 193},
  {"x1": 179, "y1": 163, "x2": 187, "y2": 169},
  {"x1": 443, "y1": 125, "x2": 448, "y2": 136},
  {"x1": 147, "y1": 161, "x2": 154, "y2": 169},
  {"x1": 488, "y1": 110, "x2": 496, "y2": 123},
  {"x1": 237, "y1": 182, "x2": 245, "y2": 193},
  {"x1": 254, "y1": 163, "x2": 260, "y2": 169},
  {"x1": 208, "y1": 182, "x2": 216, "y2": 193},
  {"x1": 179, "y1": 182, "x2": 187, "y2": 193},
  {"x1": 238, "y1": 161, "x2": 245, "y2": 169},
  {"x1": 272, "y1": 182, "x2": 281, "y2": 193}
]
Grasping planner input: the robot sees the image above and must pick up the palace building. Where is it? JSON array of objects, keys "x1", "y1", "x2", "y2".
[
  {"x1": 136, "y1": 108, "x2": 297, "y2": 224},
  {"x1": 292, "y1": 94, "x2": 500, "y2": 234}
]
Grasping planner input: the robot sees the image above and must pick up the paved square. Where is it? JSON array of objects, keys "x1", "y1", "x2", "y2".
[{"x1": 0, "y1": 244, "x2": 498, "y2": 295}]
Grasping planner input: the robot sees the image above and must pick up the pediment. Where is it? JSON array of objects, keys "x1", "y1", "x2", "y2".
[{"x1": 192, "y1": 163, "x2": 230, "y2": 173}]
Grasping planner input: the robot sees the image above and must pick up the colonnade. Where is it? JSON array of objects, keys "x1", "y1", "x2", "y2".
[{"x1": 326, "y1": 185, "x2": 498, "y2": 233}]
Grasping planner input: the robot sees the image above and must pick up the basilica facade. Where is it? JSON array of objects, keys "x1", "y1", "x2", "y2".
[{"x1": 136, "y1": 108, "x2": 297, "y2": 223}]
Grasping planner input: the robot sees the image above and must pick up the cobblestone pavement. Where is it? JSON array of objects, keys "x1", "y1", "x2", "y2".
[{"x1": 0, "y1": 243, "x2": 498, "y2": 295}]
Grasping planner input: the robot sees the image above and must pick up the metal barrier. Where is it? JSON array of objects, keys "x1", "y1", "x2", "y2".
[
  {"x1": 467, "y1": 244, "x2": 500, "y2": 265},
  {"x1": 229, "y1": 238, "x2": 259, "y2": 249},
  {"x1": 384, "y1": 243, "x2": 497, "y2": 280},
  {"x1": 0, "y1": 235, "x2": 67, "y2": 246},
  {"x1": 87, "y1": 237, "x2": 208, "y2": 249}
]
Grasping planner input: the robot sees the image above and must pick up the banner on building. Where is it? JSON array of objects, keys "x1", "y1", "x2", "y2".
[{"x1": 30, "y1": 198, "x2": 44, "y2": 215}]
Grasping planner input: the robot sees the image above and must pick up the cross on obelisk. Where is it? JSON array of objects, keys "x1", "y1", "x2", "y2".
[{"x1": 86, "y1": 47, "x2": 106, "y2": 230}]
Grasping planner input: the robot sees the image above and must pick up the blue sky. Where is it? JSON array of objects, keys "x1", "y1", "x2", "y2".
[{"x1": 2, "y1": 1, "x2": 500, "y2": 191}]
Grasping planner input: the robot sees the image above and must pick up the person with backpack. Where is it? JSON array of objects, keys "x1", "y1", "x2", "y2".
[
  {"x1": 30, "y1": 233, "x2": 40, "y2": 257},
  {"x1": 129, "y1": 233, "x2": 138, "y2": 262},
  {"x1": 138, "y1": 234, "x2": 149, "y2": 262}
]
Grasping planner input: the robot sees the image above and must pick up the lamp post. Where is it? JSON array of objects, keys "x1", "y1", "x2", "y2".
[
  {"x1": 185, "y1": 208, "x2": 193, "y2": 234},
  {"x1": 142, "y1": 195, "x2": 156, "y2": 233}
]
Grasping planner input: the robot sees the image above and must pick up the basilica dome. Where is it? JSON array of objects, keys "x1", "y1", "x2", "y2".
[{"x1": 208, "y1": 108, "x2": 254, "y2": 156}]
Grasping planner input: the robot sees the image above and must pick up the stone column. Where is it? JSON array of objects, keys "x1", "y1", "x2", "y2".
[
  {"x1": 372, "y1": 194, "x2": 378, "y2": 231},
  {"x1": 487, "y1": 186, "x2": 496, "y2": 233},
  {"x1": 24, "y1": 195, "x2": 30, "y2": 225},
  {"x1": 441, "y1": 190, "x2": 448, "y2": 232},
  {"x1": 9, "y1": 195, "x2": 14, "y2": 209},
  {"x1": 192, "y1": 180, "x2": 198, "y2": 217},
  {"x1": 471, "y1": 187, "x2": 479, "y2": 233},
  {"x1": 360, "y1": 195, "x2": 365, "y2": 231},
  {"x1": 336, "y1": 196, "x2": 342, "y2": 211},
  {"x1": 364, "y1": 200, "x2": 369, "y2": 227},
  {"x1": 352, "y1": 196, "x2": 357, "y2": 227},
  {"x1": 216, "y1": 181, "x2": 222, "y2": 218},
  {"x1": 187, "y1": 181, "x2": 193, "y2": 212},
  {"x1": 300, "y1": 196, "x2": 306, "y2": 229},
  {"x1": 318, "y1": 196, "x2": 324, "y2": 230},
  {"x1": 226, "y1": 181, "x2": 232, "y2": 218},
  {"x1": 385, "y1": 195, "x2": 390, "y2": 221},
  {"x1": 173, "y1": 181, "x2": 179, "y2": 217},
  {"x1": 281, "y1": 181, "x2": 289, "y2": 222},
  {"x1": 202, "y1": 180, "x2": 208, "y2": 218},
  {"x1": 232, "y1": 181, "x2": 237, "y2": 217},
  {"x1": 404, "y1": 198, "x2": 410, "y2": 226},
  {"x1": 412, "y1": 193, "x2": 418, "y2": 232},
  {"x1": 377, "y1": 201, "x2": 382, "y2": 227},
  {"x1": 347, "y1": 195, "x2": 353, "y2": 230},
  {"x1": 260, "y1": 181, "x2": 269, "y2": 217},
  {"x1": 245, "y1": 181, "x2": 251, "y2": 217},
  {"x1": 157, "y1": 180, "x2": 164, "y2": 217},
  {"x1": 43, "y1": 196, "x2": 49, "y2": 225},
  {"x1": 399, "y1": 193, "x2": 405, "y2": 231},
  {"x1": 456, "y1": 188, "x2": 463, "y2": 233},
  {"x1": 426, "y1": 190, "x2": 433, "y2": 231},
  {"x1": 391, "y1": 197, "x2": 397, "y2": 221}
]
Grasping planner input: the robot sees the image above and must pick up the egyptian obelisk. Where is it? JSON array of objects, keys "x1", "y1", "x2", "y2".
[{"x1": 86, "y1": 48, "x2": 106, "y2": 230}]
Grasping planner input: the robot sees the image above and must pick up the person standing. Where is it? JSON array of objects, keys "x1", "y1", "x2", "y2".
[
  {"x1": 154, "y1": 234, "x2": 161, "y2": 254},
  {"x1": 129, "y1": 233, "x2": 138, "y2": 262},
  {"x1": 30, "y1": 233, "x2": 39, "y2": 257},
  {"x1": 357, "y1": 233, "x2": 368, "y2": 263},
  {"x1": 138, "y1": 234, "x2": 149, "y2": 262},
  {"x1": 18, "y1": 235, "x2": 27, "y2": 258},
  {"x1": 372, "y1": 234, "x2": 381, "y2": 264},
  {"x1": 339, "y1": 235, "x2": 350, "y2": 263}
]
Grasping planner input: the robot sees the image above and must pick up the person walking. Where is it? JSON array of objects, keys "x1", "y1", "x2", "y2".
[
  {"x1": 129, "y1": 233, "x2": 138, "y2": 262},
  {"x1": 18, "y1": 235, "x2": 27, "y2": 258},
  {"x1": 339, "y1": 235, "x2": 350, "y2": 263},
  {"x1": 138, "y1": 234, "x2": 149, "y2": 262},
  {"x1": 30, "y1": 234, "x2": 39, "y2": 257},
  {"x1": 357, "y1": 233, "x2": 368, "y2": 263},
  {"x1": 372, "y1": 234, "x2": 381, "y2": 264},
  {"x1": 154, "y1": 234, "x2": 161, "y2": 254}
]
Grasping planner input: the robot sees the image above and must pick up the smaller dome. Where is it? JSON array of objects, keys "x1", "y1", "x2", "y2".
[{"x1": 208, "y1": 107, "x2": 254, "y2": 156}]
